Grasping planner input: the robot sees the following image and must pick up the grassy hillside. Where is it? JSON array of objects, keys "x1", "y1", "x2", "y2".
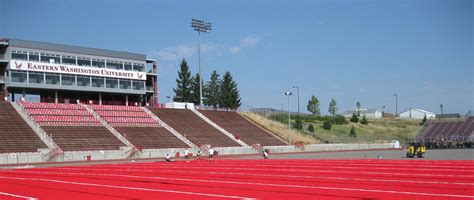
[
  {"x1": 241, "y1": 112, "x2": 422, "y2": 144},
  {"x1": 240, "y1": 112, "x2": 320, "y2": 144}
]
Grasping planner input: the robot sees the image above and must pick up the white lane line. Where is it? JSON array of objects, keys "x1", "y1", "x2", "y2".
[
  {"x1": 44, "y1": 167, "x2": 474, "y2": 186},
  {"x1": 0, "y1": 176, "x2": 252, "y2": 200},
  {"x1": 129, "y1": 160, "x2": 474, "y2": 169},
  {"x1": 8, "y1": 170, "x2": 474, "y2": 199},
  {"x1": 70, "y1": 164, "x2": 474, "y2": 178},
  {"x1": 0, "y1": 191, "x2": 37, "y2": 200},
  {"x1": 85, "y1": 161, "x2": 474, "y2": 173}
]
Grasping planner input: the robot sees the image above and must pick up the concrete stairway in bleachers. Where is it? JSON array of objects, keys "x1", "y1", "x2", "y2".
[
  {"x1": 190, "y1": 108, "x2": 249, "y2": 147},
  {"x1": 142, "y1": 107, "x2": 198, "y2": 148}
]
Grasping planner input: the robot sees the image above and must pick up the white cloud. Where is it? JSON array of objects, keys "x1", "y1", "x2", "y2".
[
  {"x1": 240, "y1": 36, "x2": 261, "y2": 47},
  {"x1": 229, "y1": 46, "x2": 241, "y2": 54},
  {"x1": 149, "y1": 35, "x2": 263, "y2": 61},
  {"x1": 149, "y1": 45, "x2": 196, "y2": 61}
]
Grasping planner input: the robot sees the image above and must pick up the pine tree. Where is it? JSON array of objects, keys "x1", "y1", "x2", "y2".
[
  {"x1": 350, "y1": 126, "x2": 357, "y2": 138},
  {"x1": 361, "y1": 115, "x2": 369, "y2": 125},
  {"x1": 204, "y1": 70, "x2": 221, "y2": 109},
  {"x1": 219, "y1": 71, "x2": 241, "y2": 110},
  {"x1": 420, "y1": 114, "x2": 427, "y2": 125},
  {"x1": 173, "y1": 59, "x2": 192, "y2": 102},
  {"x1": 190, "y1": 73, "x2": 202, "y2": 105},
  {"x1": 356, "y1": 101, "x2": 361, "y2": 116},
  {"x1": 350, "y1": 113, "x2": 359, "y2": 123},
  {"x1": 307, "y1": 95, "x2": 320, "y2": 115},
  {"x1": 328, "y1": 98, "x2": 337, "y2": 116}
]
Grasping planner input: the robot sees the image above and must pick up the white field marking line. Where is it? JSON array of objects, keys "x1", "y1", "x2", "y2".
[
  {"x1": 7, "y1": 170, "x2": 474, "y2": 199},
  {"x1": 48, "y1": 167, "x2": 474, "y2": 186},
  {"x1": 0, "y1": 176, "x2": 253, "y2": 200},
  {"x1": 146, "y1": 163, "x2": 474, "y2": 173},
  {"x1": 72, "y1": 164, "x2": 474, "y2": 178},
  {"x1": 0, "y1": 192, "x2": 37, "y2": 200},
  {"x1": 122, "y1": 161, "x2": 474, "y2": 171}
]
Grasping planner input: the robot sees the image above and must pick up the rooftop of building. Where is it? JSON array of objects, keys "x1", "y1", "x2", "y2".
[{"x1": 2, "y1": 38, "x2": 146, "y2": 61}]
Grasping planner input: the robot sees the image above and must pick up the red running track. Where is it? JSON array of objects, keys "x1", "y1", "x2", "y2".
[{"x1": 0, "y1": 159, "x2": 473, "y2": 199}]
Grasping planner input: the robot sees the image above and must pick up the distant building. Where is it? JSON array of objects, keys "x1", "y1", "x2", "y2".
[
  {"x1": 399, "y1": 108, "x2": 435, "y2": 119},
  {"x1": 342, "y1": 108, "x2": 382, "y2": 119}
]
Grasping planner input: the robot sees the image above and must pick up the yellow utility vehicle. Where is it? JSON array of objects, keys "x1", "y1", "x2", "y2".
[{"x1": 406, "y1": 144, "x2": 426, "y2": 158}]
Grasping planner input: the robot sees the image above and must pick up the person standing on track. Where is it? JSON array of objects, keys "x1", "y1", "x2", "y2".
[
  {"x1": 184, "y1": 148, "x2": 190, "y2": 163},
  {"x1": 263, "y1": 149, "x2": 269, "y2": 159},
  {"x1": 196, "y1": 150, "x2": 201, "y2": 160},
  {"x1": 208, "y1": 147, "x2": 215, "y2": 161}
]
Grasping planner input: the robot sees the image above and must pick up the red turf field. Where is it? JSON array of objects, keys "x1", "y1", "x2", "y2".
[{"x1": 0, "y1": 159, "x2": 473, "y2": 199}]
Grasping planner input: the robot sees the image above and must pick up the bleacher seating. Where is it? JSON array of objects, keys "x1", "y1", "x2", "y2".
[
  {"x1": 417, "y1": 117, "x2": 473, "y2": 148},
  {"x1": 114, "y1": 127, "x2": 189, "y2": 149},
  {"x1": 91, "y1": 105, "x2": 159, "y2": 127},
  {"x1": 42, "y1": 126, "x2": 124, "y2": 151},
  {"x1": 0, "y1": 102, "x2": 47, "y2": 153},
  {"x1": 151, "y1": 108, "x2": 241, "y2": 147},
  {"x1": 200, "y1": 110, "x2": 287, "y2": 146},
  {"x1": 22, "y1": 102, "x2": 100, "y2": 125}
]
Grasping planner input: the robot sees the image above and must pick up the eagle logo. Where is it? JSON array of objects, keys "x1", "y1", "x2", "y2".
[
  {"x1": 14, "y1": 62, "x2": 23, "y2": 69},
  {"x1": 137, "y1": 73, "x2": 144, "y2": 79}
]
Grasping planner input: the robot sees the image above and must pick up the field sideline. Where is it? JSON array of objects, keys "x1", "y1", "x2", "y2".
[{"x1": 0, "y1": 158, "x2": 473, "y2": 199}]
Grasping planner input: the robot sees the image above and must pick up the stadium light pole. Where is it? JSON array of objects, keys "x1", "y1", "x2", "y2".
[
  {"x1": 191, "y1": 19, "x2": 212, "y2": 108},
  {"x1": 285, "y1": 91, "x2": 292, "y2": 144},
  {"x1": 393, "y1": 93, "x2": 398, "y2": 117},
  {"x1": 292, "y1": 86, "x2": 300, "y2": 130}
]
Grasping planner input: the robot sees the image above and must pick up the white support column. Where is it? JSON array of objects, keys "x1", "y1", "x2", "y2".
[
  {"x1": 125, "y1": 94, "x2": 128, "y2": 106},
  {"x1": 54, "y1": 90, "x2": 58, "y2": 104},
  {"x1": 99, "y1": 93, "x2": 102, "y2": 105}
]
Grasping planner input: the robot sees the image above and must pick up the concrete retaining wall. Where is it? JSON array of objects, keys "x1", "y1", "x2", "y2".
[
  {"x1": 0, "y1": 141, "x2": 400, "y2": 165},
  {"x1": 0, "y1": 153, "x2": 43, "y2": 164}
]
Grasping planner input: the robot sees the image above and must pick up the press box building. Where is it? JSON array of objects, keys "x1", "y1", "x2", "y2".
[{"x1": 0, "y1": 38, "x2": 158, "y2": 106}]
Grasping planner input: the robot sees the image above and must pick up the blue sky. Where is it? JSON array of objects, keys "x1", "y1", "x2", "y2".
[{"x1": 1, "y1": 0, "x2": 472, "y2": 115}]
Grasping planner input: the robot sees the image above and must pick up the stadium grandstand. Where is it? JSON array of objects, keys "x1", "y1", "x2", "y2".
[
  {"x1": 415, "y1": 117, "x2": 474, "y2": 148},
  {"x1": 0, "y1": 38, "x2": 292, "y2": 164}
]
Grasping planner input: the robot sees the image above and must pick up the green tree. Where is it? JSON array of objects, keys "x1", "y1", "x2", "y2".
[
  {"x1": 356, "y1": 101, "x2": 361, "y2": 116},
  {"x1": 190, "y1": 73, "x2": 203, "y2": 105},
  {"x1": 420, "y1": 114, "x2": 428, "y2": 125},
  {"x1": 360, "y1": 115, "x2": 369, "y2": 125},
  {"x1": 333, "y1": 115, "x2": 347, "y2": 125},
  {"x1": 328, "y1": 98, "x2": 337, "y2": 116},
  {"x1": 204, "y1": 70, "x2": 221, "y2": 109},
  {"x1": 293, "y1": 117, "x2": 303, "y2": 130},
  {"x1": 307, "y1": 124, "x2": 315, "y2": 133},
  {"x1": 350, "y1": 126, "x2": 357, "y2": 138},
  {"x1": 173, "y1": 59, "x2": 192, "y2": 102},
  {"x1": 307, "y1": 95, "x2": 321, "y2": 116},
  {"x1": 322, "y1": 119, "x2": 332, "y2": 130},
  {"x1": 219, "y1": 71, "x2": 241, "y2": 110},
  {"x1": 350, "y1": 113, "x2": 359, "y2": 123}
]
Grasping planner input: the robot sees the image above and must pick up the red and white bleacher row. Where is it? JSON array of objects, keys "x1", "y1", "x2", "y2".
[
  {"x1": 95, "y1": 110, "x2": 151, "y2": 117},
  {"x1": 32, "y1": 115, "x2": 99, "y2": 123},
  {"x1": 102, "y1": 117, "x2": 156, "y2": 123},
  {"x1": 108, "y1": 122, "x2": 160, "y2": 127},
  {"x1": 21, "y1": 102, "x2": 85, "y2": 110},
  {"x1": 91, "y1": 105, "x2": 143, "y2": 111},
  {"x1": 37, "y1": 121, "x2": 102, "y2": 125},
  {"x1": 26, "y1": 108, "x2": 91, "y2": 116}
]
